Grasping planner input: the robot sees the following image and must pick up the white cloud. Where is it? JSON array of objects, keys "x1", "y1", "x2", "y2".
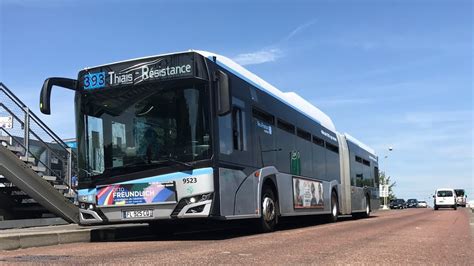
[
  {"x1": 232, "y1": 19, "x2": 317, "y2": 66},
  {"x1": 283, "y1": 19, "x2": 318, "y2": 42},
  {"x1": 232, "y1": 48, "x2": 283, "y2": 66}
]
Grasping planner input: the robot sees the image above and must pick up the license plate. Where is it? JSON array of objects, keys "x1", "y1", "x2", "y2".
[{"x1": 122, "y1": 209, "x2": 153, "y2": 219}]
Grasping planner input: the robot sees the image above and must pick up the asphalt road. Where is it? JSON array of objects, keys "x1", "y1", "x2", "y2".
[{"x1": 0, "y1": 208, "x2": 472, "y2": 264}]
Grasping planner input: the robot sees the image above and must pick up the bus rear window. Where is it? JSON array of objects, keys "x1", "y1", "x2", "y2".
[{"x1": 437, "y1": 191, "x2": 453, "y2": 197}]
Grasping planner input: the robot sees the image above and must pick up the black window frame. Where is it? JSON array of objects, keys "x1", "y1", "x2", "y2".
[
  {"x1": 362, "y1": 159, "x2": 370, "y2": 166},
  {"x1": 312, "y1": 135, "x2": 325, "y2": 147},
  {"x1": 325, "y1": 142, "x2": 339, "y2": 154},
  {"x1": 277, "y1": 119, "x2": 295, "y2": 134},
  {"x1": 252, "y1": 107, "x2": 274, "y2": 125},
  {"x1": 296, "y1": 128, "x2": 311, "y2": 141},
  {"x1": 232, "y1": 106, "x2": 244, "y2": 151}
]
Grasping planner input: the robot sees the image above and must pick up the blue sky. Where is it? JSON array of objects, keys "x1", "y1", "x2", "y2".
[{"x1": 1, "y1": 0, "x2": 472, "y2": 202}]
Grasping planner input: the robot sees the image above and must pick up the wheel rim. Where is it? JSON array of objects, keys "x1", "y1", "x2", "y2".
[{"x1": 262, "y1": 196, "x2": 275, "y2": 222}]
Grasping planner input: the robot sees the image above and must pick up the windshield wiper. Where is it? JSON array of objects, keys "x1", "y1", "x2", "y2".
[
  {"x1": 156, "y1": 156, "x2": 194, "y2": 170},
  {"x1": 102, "y1": 157, "x2": 194, "y2": 176},
  {"x1": 102, "y1": 161, "x2": 163, "y2": 175}
]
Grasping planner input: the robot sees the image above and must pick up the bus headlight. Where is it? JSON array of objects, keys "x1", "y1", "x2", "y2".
[
  {"x1": 79, "y1": 202, "x2": 96, "y2": 210},
  {"x1": 171, "y1": 193, "x2": 213, "y2": 218},
  {"x1": 184, "y1": 193, "x2": 212, "y2": 205}
]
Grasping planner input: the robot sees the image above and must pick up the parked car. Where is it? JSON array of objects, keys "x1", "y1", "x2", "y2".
[
  {"x1": 454, "y1": 189, "x2": 467, "y2": 207},
  {"x1": 417, "y1": 200, "x2": 428, "y2": 208},
  {"x1": 406, "y1": 199, "x2": 418, "y2": 208},
  {"x1": 390, "y1": 199, "x2": 406, "y2": 209},
  {"x1": 433, "y1": 188, "x2": 457, "y2": 210}
]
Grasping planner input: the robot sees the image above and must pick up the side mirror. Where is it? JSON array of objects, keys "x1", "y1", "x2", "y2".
[
  {"x1": 216, "y1": 70, "x2": 231, "y2": 116},
  {"x1": 40, "y1": 77, "x2": 77, "y2": 114}
]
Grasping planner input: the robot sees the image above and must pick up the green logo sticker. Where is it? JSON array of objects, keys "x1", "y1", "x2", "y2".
[
  {"x1": 290, "y1": 150, "x2": 301, "y2": 175},
  {"x1": 187, "y1": 186, "x2": 194, "y2": 195}
]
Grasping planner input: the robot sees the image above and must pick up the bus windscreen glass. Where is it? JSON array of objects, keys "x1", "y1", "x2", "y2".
[{"x1": 78, "y1": 83, "x2": 211, "y2": 179}]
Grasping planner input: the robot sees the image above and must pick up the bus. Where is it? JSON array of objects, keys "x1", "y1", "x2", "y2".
[{"x1": 39, "y1": 50, "x2": 379, "y2": 232}]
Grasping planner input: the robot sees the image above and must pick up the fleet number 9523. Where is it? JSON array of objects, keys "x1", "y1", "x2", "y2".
[{"x1": 183, "y1": 177, "x2": 197, "y2": 184}]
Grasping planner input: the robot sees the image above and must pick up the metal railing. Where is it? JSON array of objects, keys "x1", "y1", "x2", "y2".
[{"x1": 0, "y1": 83, "x2": 76, "y2": 192}]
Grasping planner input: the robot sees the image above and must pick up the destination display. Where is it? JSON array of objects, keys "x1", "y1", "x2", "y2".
[
  {"x1": 79, "y1": 53, "x2": 197, "y2": 90},
  {"x1": 96, "y1": 182, "x2": 176, "y2": 206}
]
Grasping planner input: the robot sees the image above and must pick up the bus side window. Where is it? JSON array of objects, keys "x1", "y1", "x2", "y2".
[
  {"x1": 232, "y1": 107, "x2": 243, "y2": 151},
  {"x1": 374, "y1": 166, "x2": 379, "y2": 186},
  {"x1": 218, "y1": 113, "x2": 233, "y2": 155}
]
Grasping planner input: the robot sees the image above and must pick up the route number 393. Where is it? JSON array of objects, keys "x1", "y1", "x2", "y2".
[{"x1": 84, "y1": 72, "x2": 106, "y2": 90}]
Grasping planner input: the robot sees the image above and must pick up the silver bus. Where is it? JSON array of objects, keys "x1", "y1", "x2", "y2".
[{"x1": 40, "y1": 50, "x2": 379, "y2": 232}]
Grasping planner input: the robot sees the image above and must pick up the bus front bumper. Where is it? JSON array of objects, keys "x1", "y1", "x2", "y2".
[{"x1": 79, "y1": 197, "x2": 213, "y2": 225}]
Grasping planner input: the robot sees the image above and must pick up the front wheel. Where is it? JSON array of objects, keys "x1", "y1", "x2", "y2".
[{"x1": 257, "y1": 187, "x2": 278, "y2": 233}]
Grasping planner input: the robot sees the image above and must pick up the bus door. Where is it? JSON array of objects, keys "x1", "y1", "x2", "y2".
[
  {"x1": 351, "y1": 156, "x2": 365, "y2": 211},
  {"x1": 217, "y1": 97, "x2": 256, "y2": 216}
]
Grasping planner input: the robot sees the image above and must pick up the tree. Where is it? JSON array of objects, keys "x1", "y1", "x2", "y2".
[{"x1": 379, "y1": 171, "x2": 397, "y2": 204}]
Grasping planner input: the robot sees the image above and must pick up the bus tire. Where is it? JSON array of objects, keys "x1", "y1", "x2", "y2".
[
  {"x1": 361, "y1": 195, "x2": 370, "y2": 218},
  {"x1": 329, "y1": 191, "x2": 339, "y2": 222},
  {"x1": 257, "y1": 186, "x2": 278, "y2": 233}
]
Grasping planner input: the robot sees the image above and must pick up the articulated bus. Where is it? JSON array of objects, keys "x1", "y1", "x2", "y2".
[{"x1": 40, "y1": 50, "x2": 379, "y2": 232}]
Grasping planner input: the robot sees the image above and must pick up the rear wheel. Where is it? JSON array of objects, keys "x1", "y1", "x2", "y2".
[
  {"x1": 353, "y1": 195, "x2": 370, "y2": 219},
  {"x1": 362, "y1": 196, "x2": 370, "y2": 218},
  {"x1": 257, "y1": 186, "x2": 278, "y2": 233},
  {"x1": 328, "y1": 191, "x2": 339, "y2": 222}
]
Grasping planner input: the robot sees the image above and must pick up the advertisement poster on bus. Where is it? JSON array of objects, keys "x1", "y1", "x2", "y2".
[
  {"x1": 293, "y1": 177, "x2": 324, "y2": 209},
  {"x1": 97, "y1": 182, "x2": 176, "y2": 206}
]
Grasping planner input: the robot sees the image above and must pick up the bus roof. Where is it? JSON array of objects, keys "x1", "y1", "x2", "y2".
[
  {"x1": 85, "y1": 50, "x2": 337, "y2": 132},
  {"x1": 344, "y1": 133, "x2": 377, "y2": 156},
  {"x1": 195, "y1": 50, "x2": 337, "y2": 132}
]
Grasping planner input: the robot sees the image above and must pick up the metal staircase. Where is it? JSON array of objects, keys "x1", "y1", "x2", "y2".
[{"x1": 0, "y1": 83, "x2": 78, "y2": 223}]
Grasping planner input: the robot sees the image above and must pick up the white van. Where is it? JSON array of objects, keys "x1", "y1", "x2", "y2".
[{"x1": 433, "y1": 188, "x2": 457, "y2": 210}]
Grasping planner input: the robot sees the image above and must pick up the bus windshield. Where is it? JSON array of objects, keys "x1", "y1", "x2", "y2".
[{"x1": 78, "y1": 82, "x2": 211, "y2": 179}]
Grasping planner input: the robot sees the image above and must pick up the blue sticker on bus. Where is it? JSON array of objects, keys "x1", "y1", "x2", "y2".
[{"x1": 84, "y1": 72, "x2": 106, "y2": 90}]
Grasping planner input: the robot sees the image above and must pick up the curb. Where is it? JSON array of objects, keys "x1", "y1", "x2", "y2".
[
  {"x1": 0, "y1": 228, "x2": 92, "y2": 251},
  {"x1": 0, "y1": 223, "x2": 147, "y2": 251}
]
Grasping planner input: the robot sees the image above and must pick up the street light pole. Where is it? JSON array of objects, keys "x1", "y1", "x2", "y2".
[{"x1": 382, "y1": 146, "x2": 393, "y2": 210}]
